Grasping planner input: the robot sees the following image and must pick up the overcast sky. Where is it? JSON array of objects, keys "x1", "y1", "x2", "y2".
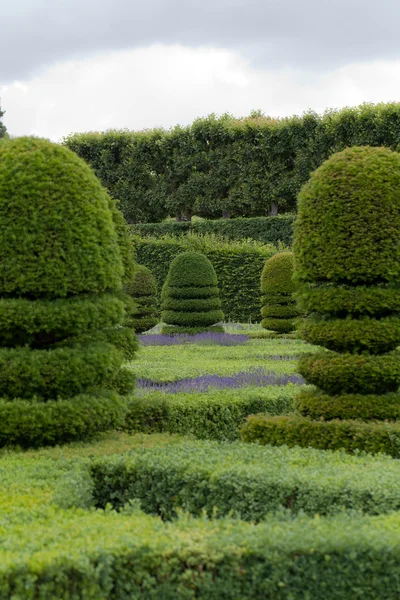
[{"x1": 1, "y1": 0, "x2": 400, "y2": 140}]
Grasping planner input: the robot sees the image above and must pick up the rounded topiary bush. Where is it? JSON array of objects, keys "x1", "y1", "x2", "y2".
[
  {"x1": 294, "y1": 146, "x2": 400, "y2": 423},
  {"x1": 125, "y1": 265, "x2": 159, "y2": 333},
  {"x1": 161, "y1": 252, "x2": 224, "y2": 334},
  {"x1": 0, "y1": 137, "x2": 136, "y2": 447},
  {"x1": 260, "y1": 252, "x2": 298, "y2": 334}
]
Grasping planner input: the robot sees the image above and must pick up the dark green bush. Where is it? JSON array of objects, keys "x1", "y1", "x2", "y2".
[
  {"x1": 300, "y1": 316, "x2": 400, "y2": 353},
  {"x1": 91, "y1": 440, "x2": 400, "y2": 520},
  {"x1": 0, "y1": 137, "x2": 123, "y2": 297},
  {"x1": 294, "y1": 146, "x2": 400, "y2": 286},
  {"x1": 240, "y1": 414, "x2": 400, "y2": 457},
  {"x1": 0, "y1": 294, "x2": 125, "y2": 348},
  {"x1": 161, "y1": 252, "x2": 224, "y2": 333},
  {"x1": 261, "y1": 252, "x2": 298, "y2": 333},
  {"x1": 123, "y1": 386, "x2": 296, "y2": 440},
  {"x1": 295, "y1": 388, "x2": 400, "y2": 421},
  {"x1": 124, "y1": 265, "x2": 158, "y2": 333},
  {"x1": 298, "y1": 351, "x2": 400, "y2": 395},
  {"x1": 0, "y1": 137, "x2": 135, "y2": 446},
  {"x1": 289, "y1": 146, "x2": 400, "y2": 437},
  {"x1": 0, "y1": 392, "x2": 127, "y2": 448},
  {"x1": 134, "y1": 235, "x2": 276, "y2": 322}
]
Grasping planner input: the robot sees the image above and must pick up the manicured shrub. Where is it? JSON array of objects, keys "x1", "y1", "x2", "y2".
[
  {"x1": 240, "y1": 414, "x2": 400, "y2": 457},
  {"x1": 0, "y1": 137, "x2": 134, "y2": 446},
  {"x1": 123, "y1": 385, "x2": 296, "y2": 439},
  {"x1": 261, "y1": 252, "x2": 298, "y2": 333},
  {"x1": 293, "y1": 146, "x2": 400, "y2": 426},
  {"x1": 124, "y1": 265, "x2": 159, "y2": 333},
  {"x1": 132, "y1": 215, "x2": 295, "y2": 246},
  {"x1": 91, "y1": 440, "x2": 400, "y2": 519},
  {"x1": 161, "y1": 252, "x2": 224, "y2": 333},
  {"x1": 134, "y1": 234, "x2": 277, "y2": 322}
]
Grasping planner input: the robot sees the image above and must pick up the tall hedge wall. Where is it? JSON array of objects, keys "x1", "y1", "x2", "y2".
[
  {"x1": 131, "y1": 215, "x2": 295, "y2": 245},
  {"x1": 64, "y1": 103, "x2": 400, "y2": 223},
  {"x1": 133, "y1": 235, "x2": 276, "y2": 322}
]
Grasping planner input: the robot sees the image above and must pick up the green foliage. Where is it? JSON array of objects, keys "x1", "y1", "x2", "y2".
[
  {"x1": 0, "y1": 137, "x2": 123, "y2": 297},
  {"x1": 300, "y1": 316, "x2": 400, "y2": 353},
  {"x1": 0, "y1": 343, "x2": 123, "y2": 400},
  {"x1": 294, "y1": 146, "x2": 400, "y2": 286},
  {"x1": 295, "y1": 388, "x2": 400, "y2": 421},
  {"x1": 124, "y1": 386, "x2": 296, "y2": 439},
  {"x1": 298, "y1": 351, "x2": 400, "y2": 395},
  {"x1": 0, "y1": 102, "x2": 6, "y2": 139},
  {"x1": 91, "y1": 440, "x2": 400, "y2": 519},
  {"x1": 161, "y1": 252, "x2": 224, "y2": 332},
  {"x1": 124, "y1": 264, "x2": 158, "y2": 333},
  {"x1": 0, "y1": 137, "x2": 136, "y2": 446},
  {"x1": 290, "y1": 145, "x2": 400, "y2": 435},
  {"x1": 65, "y1": 102, "x2": 400, "y2": 225},
  {"x1": 132, "y1": 215, "x2": 295, "y2": 245},
  {"x1": 240, "y1": 414, "x2": 400, "y2": 457},
  {"x1": 261, "y1": 252, "x2": 298, "y2": 333},
  {"x1": 135, "y1": 234, "x2": 277, "y2": 322},
  {"x1": 0, "y1": 392, "x2": 127, "y2": 448},
  {"x1": 0, "y1": 294, "x2": 125, "y2": 347}
]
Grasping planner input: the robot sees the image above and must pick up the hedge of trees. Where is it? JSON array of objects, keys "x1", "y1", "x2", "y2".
[{"x1": 64, "y1": 102, "x2": 400, "y2": 223}]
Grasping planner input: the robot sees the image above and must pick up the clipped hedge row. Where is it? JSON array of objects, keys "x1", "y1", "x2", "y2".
[
  {"x1": 91, "y1": 440, "x2": 400, "y2": 520},
  {"x1": 134, "y1": 235, "x2": 277, "y2": 322},
  {"x1": 8, "y1": 503, "x2": 400, "y2": 598},
  {"x1": 132, "y1": 215, "x2": 295, "y2": 245},
  {"x1": 240, "y1": 414, "x2": 400, "y2": 457},
  {"x1": 123, "y1": 386, "x2": 296, "y2": 440}
]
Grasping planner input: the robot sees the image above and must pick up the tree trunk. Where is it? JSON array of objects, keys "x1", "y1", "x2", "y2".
[{"x1": 269, "y1": 203, "x2": 279, "y2": 216}]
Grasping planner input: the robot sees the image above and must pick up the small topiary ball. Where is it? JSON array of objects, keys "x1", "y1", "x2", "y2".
[
  {"x1": 294, "y1": 146, "x2": 400, "y2": 286},
  {"x1": 260, "y1": 252, "x2": 298, "y2": 334},
  {"x1": 0, "y1": 136, "x2": 123, "y2": 297},
  {"x1": 161, "y1": 252, "x2": 224, "y2": 333}
]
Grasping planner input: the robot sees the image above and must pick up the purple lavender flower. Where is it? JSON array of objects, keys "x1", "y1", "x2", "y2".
[
  {"x1": 138, "y1": 332, "x2": 250, "y2": 346},
  {"x1": 137, "y1": 367, "x2": 304, "y2": 394}
]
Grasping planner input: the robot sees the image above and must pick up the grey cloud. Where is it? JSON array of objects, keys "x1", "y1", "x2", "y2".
[{"x1": 2, "y1": 0, "x2": 400, "y2": 82}]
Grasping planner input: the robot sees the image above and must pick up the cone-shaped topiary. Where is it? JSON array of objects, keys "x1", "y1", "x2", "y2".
[
  {"x1": 161, "y1": 252, "x2": 224, "y2": 334},
  {"x1": 0, "y1": 136, "x2": 136, "y2": 447},
  {"x1": 124, "y1": 265, "x2": 159, "y2": 333},
  {"x1": 241, "y1": 146, "x2": 400, "y2": 455},
  {"x1": 260, "y1": 252, "x2": 298, "y2": 334}
]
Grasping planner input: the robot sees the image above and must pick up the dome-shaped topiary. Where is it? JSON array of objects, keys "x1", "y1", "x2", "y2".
[
  {"x1": 294, "y1": 146, "x2": 400, "y2": 423},
  {"x1": 0, "y1": 137, "x2": 136, "y2": 447},
  {"x1": 260, "y1": 252, "x2": 298, "y2": 334},
  {"x1": 161, "y1": 252, "x2": 224, "y2": 334},
  {"x1": 125, "y1": 265, "x2": 159, "y2": 333},
  {"x1": 0, "y1": 136, "x2": 123, "y2": 298}
]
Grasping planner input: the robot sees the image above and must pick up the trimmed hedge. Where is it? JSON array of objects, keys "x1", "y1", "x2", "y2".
[
  {"x1": 298, "y1": 350, "x2": 400, "y2": 395},
  {"x1": 123, "y1": 385, "x2": 297, "y2": 440},
  {"x1": 132, "y1": 215, "x2": 295, "y2": 245},
  {"x1": 295, "y1": 388, "x2": 400, "y2": 421},
  {"x1": 91, "y1": 440, "x2": 400, "y2": 519},
  {"x1": 0, "y1": 392, "x2": 127, "y2": 448},
  {"x1": 161, "y1": 252, "x2": 224, "y2": 332},
  {"x1": 240, "y1": 414, "x2": 400, "y2": 457},
  {"x1": 124, "y1": 265, "x2": 159, "y2": 333},
  {"x1": 261, "y1": 252, "x2": 298, "y2": 333},
  {"x1": 0, "y1": 294, "x2": 125, "y2": 348},
  {"x1": 134, "y1": 235, "x2": 277, "y2": 322}
]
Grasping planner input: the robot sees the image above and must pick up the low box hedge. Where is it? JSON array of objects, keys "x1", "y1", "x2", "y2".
[
  {"x1": 123, "y1": 385, "x2": 297, "y2": 440},
  {"x1": 240, "y1": 414, "x2": 400, "y2": 457},
  {"x1": 90, "y1": 439, "x2": 400, "y2": 520}
]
